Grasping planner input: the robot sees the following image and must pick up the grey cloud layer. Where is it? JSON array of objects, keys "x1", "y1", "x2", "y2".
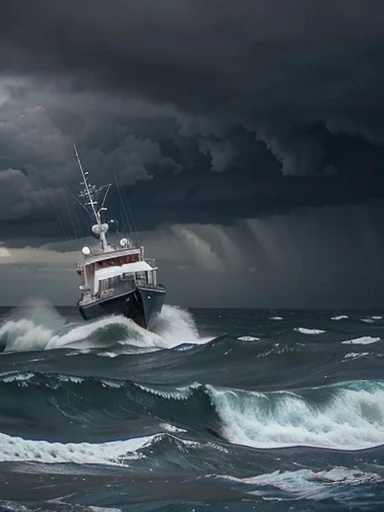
[{"x1": 2, "y1": 0, "x2": 384, "y2": 177}]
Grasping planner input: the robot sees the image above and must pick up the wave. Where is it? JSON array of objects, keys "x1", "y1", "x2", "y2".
[
  {"x1": 0, "y1": 431, "x2": 155, "y2": 465},
  {"x1": 342, "y1": 336, "x2": 381, "y2": 345},
  {"x1": 0, "y1": 303, "x2": 206, "y2": 354},
  {"x1": 214, "y1": 467, "x2": 384, "y2": 501},
  {"x1": 209, "y1": 380, "x2": 384, "y2": 450},
  {"x1": 293, "y1": 327, "x2": 326, "y2": 335},
  {"x1": 2, "y1": 372, "x2": 384, "y2": 451},
  {"x1": 237, "y1": 336, "x2": 260, "y2": 342}
]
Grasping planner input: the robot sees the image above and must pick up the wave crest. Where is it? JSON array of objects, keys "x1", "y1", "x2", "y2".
[{"x1": 0, "y1": 303, "x2": 205, "y2": 354}]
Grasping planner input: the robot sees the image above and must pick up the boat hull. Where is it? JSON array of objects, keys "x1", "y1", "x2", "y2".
[{"x1": 78, "y1": 285, "x2": 166, "y2": 329}]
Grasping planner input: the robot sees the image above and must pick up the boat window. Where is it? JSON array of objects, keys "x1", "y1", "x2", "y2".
[
  {"x1": 135, "y1": 272, "x2": 147, "y2": 285},
  {"x1": 113, "y1": 254, "x2": 139, "y2": 265},
  {"x1": 99, "y1": 279, "x2": 109, "y2": 292},
  {"x1": 99, "y1": 276, "x2": 120, "y2": 292},
  {"x1": 109, "y1": 276, "x2": 119, "y2": 287}
]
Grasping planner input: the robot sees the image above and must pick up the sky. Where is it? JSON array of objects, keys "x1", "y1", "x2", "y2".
[{"x1": 1, "y1": 0, "x2": 384, "y2": 308}]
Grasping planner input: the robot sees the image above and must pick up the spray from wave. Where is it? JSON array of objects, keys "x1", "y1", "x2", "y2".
[
  {"x1": 215, "y1": 467, "x2": 384, "y2": 501},
  {"x1": 0, "y1": 431, "x2": 155, "y2": 465},
  {"x1": 207, "y1": 381, "x2": 384, "y2": 450},
  {"x1": 0, "y1": 298, "x2": 206, "y2": 354}
]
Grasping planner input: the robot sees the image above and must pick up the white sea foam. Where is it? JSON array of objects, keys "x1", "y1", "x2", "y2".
[
  {"x1": 88, "y1": 508, "x2": 122, "y2": 512},
  {"x1": 343, "y1": 352, "x2": 369, "y2": 361},
  {"x1": 342, "y1": 336, "x2": 380, "y2": 345},
  {"x1": 208, "y1": 383, "x2": 384, "y2": 450},
  {"x1": 0, "y1": 432, "x2": 157, "y2": 465},
  {"x1": 0, "y1": 303, "x2": 208, "y2": 354},
  {"x1": 100, "y1": 379, "x2": 124, "y2": 389},
  {"x1": 270, "y1": 316, "x2": 283, "y2": 321},
  {"x1": 371, "y1": 315, "x2": 383, "y2": 320},
  {"x1": 135, "y1": 382, "x2": 195, "y2": 401},
  {"x1": 0, "y1": 319, "x2": 55, "y2": 352},
  {"x1": 294, "y1": 327, "x2": 326, "y2": 335},
  {"x1": 160, "y1": 422, "x2": 187, "y2": 433},
  {"x1": 2, "y1": 373, "x2": 34, "y2": 384},
  {"x1": 97, "y1": 351, "x2": 119, "y2": 358},
  {"x1": 238, "y1": 336, "x2": 260, "y2": 341},
  {"x1": 216, "y1": 467, "x2": 383, "y2": 499},
  {"x1": 331, "y1": 315, "x2": 349, "y2": 321},
  {"x1": 57, "y1": 375, "x2": 84, "y2": 384},
  {"x1": 149, "y1": 305, "x2": 210, "y2": 347}
]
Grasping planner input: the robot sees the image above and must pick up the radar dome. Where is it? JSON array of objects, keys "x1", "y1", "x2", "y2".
[
  {"x1": 91, "y1": 225, "x2": 101, "y2": 235},
  {"x1": 81, "y1": 246, "x2": 91, "y2": 256}
]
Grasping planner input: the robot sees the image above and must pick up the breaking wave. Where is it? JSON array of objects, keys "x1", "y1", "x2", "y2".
[
  {"x1": 209, "y1": 380, "x2": 384, "y2": 450},
  {"x1": 214, "y1": 467, "x2": 384, "y2": 501},
  {"x1": 0, "y1": 431, "x2": 154, "y2": 465},
  {"x1": 0, "y1": 303, "x2": 206, "y2": 354},
  {"x1": 1, "y1": 372, "x2": 384, "y2": 452}
]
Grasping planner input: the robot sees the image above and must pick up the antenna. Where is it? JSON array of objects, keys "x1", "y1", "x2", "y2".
[
  {"x1": 73, "y1": 144, "x2": 99, "y2": 224},
  {"x1": 100, "y1": 183, "x2": 112, "y2": 210},
  {"x1": 73, "y1": 144, "x2": 109, "y2": 252}
]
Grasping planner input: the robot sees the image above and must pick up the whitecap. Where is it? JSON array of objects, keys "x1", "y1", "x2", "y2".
[
  {"x1": 0, "y1": 304, "x2": 209, "y2": 355},
  {"x1": 294, "y1": 327, "x2": 326, "y2": 335},
  {"x1": 214, "y1": 467, "x2": 383, "y2": 499},
  {"x1": 342, "y1": 336, "x2": 380, "y2": 345},
  {"x1": 160, "y1": 422, "x2": 187, "y2": 433},
  {"x1": 0, "y1": 432, "x2": 157, "y2": 465},
  {"x1": 207, "y1": 382, "x2": 384, "y2": 450},
  {"x1": 343, "y1": 352, "x2": 369, "y2": 361}
]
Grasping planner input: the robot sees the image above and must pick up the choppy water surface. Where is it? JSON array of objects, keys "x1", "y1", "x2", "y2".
[{"x1": 1, "y1": 302, "x2": 384, "y2": 511}]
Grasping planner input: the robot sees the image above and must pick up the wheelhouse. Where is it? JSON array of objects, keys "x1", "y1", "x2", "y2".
[{"x1": 77, "y1": 245, "x2": 158, "y2": 304}]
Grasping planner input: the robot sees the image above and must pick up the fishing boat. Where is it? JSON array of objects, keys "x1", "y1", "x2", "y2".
[{"x1": 74, "y1": 145, "x2": 166, "y2": 329}]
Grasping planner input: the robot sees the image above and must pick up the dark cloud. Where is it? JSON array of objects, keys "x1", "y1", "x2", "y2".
[
  {"x1": 1, "y1": 1, "x2": 384, "y2": 189},
  {"x1": 2, "y1": 2, "x2": 384, "y2": 151},
  {"x1": 1, "y1": 1, "x2": 384, "y2": 306}
]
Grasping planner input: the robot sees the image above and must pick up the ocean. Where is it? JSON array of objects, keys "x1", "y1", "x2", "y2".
[{"x1": 0, "y1": 302, "x2": 384, "y2": 511}]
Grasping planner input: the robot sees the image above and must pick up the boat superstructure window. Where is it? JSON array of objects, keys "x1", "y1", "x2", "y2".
[
  {"x1": 99, "y1": 275, "x2": 120, "y2": 292},
  {"x1": 136, "y1": 272, "x2": 147, "y2": 286}
]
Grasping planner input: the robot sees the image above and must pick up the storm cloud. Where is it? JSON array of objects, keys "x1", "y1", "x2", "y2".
[{"x1": 1, "y1": 0, "x2": 384, "y2": 306}]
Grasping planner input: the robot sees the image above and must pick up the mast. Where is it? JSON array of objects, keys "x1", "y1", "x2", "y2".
[{"x1": 74, "y1": 144, "x2": 109, "y2": 252}]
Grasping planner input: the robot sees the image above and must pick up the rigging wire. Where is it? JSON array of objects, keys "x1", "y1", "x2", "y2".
[
  {"x1": 49, "y1": 191, "x2": 67, "y2": 239},
  {"x1": 113, "y1": 172, "x2": 139, "y2": 246},
  {"x1": 63, "y1": 189, "x2": 78, "y2": 239}
]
